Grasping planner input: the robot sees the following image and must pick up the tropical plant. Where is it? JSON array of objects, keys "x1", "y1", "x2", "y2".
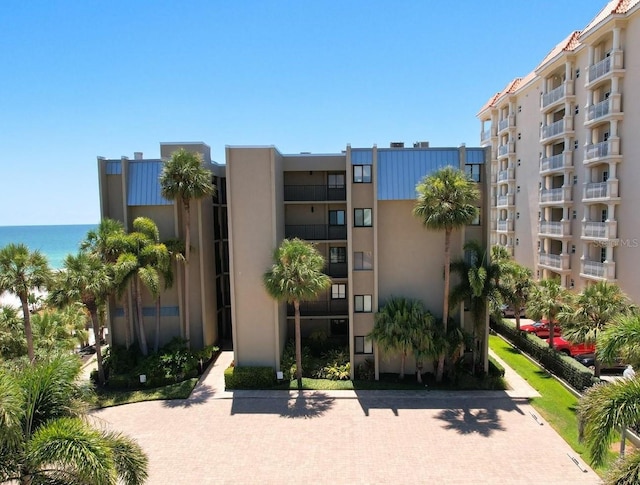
[
  {"x1": 500, "y1": 262, "x2": 533, "y2": 331},
  {"x1": 48, "y1": 251, "x2": 113, "y2": 385},
  {"x1": 558, "y1": 281, "x2": 634, "y2": 377},
  {"x1": 526, "y1": 279, "x2": 570, "y2": 350},
  {"x1": 263, "y1": 238, "x2": 331, "y2": 389},
  {"x1": 0, "y1": 305, "x2": 27, "y2": 360},
  {"x1": 598, "y1": 314, "x2": 640, "y2": 366},
  {"x1": 450, "y1": 240, "x2": 501, "y2": 372},
  {"x1": 30, "y1": 307, "x2": 86, "y2": 355},
  {"x1": 413, "y1": 166, "x2": 479, "y2": 382},
  {"x1": 0, "y1": 354, "x2": 148, "y2": 484},
  {"x1": 0, "y1": 243, "x2": 51, "y2": 363},
  {"x1": 160, "y1": 148, "x2": 215, "y2": 347}
]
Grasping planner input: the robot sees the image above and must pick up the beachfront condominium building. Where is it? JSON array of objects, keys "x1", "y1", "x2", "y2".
[
  {"x1": 97, "y1": 141, "x2": 490, "y2": 377},
  {"x1": 478, "y1": 0, "x2": 640, "y2": 303}
]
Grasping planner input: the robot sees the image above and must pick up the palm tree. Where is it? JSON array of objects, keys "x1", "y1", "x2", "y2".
[
  {"x1": 160, "y1": 148, "x2": 216, "y2": 346},
  {"x1": 0, "y1": 243, "x2": 51, "y2": 363},
  {"x1": 558, "y1": 281, "x2": 633, "y2": 377},
  {"x1": 450, "y1": 240, "x2": 501, "y2": 373},
  {"x1": 48, "y1": 251, "x2": 114, "y2": 386},
  {"x1": 413, "y1": 166, "x2": 479, "y2": 381},
  {"x1": 598, "y1": 314, "x2": 640, "y2": 366},
  {"x1": 0, "y1": 305, "x2": 27, "y2": 360},
  {"x1": 369, "y1": 297, "x2": 425, "y2": 380},
  {"x1": 500, "y1": 262, "x2": 533, "y2": 331},
  {"x1": 263, "y1": 238, "x2": 331, "y2": 389},
  {"x1": 0, "y1": 354, "x2": 148, "y2": 484},
  {"x1": 526, "y1": 279, "x2": 569, "y2": 350}
]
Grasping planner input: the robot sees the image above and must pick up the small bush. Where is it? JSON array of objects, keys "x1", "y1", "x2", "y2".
[
  {"x1": 356, "y1": 359, "x2": 375, "y2": 380},
  {"x1": 224, "y1": 366, "x2": 276, "y2": 389},
  {"x1": 313, "y1": 347, "x2": 350, "y2": 380},
  {"x1": 488, "y1": 356, "x2": 505, "y2": 377}
]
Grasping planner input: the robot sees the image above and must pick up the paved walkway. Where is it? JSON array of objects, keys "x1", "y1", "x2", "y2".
[{"x1": 91, "y1": 350, "x2": 601, "y2": 484}]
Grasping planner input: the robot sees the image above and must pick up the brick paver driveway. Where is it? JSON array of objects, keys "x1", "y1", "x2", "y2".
[{"x1": 91, "y1": 354, "x2": 601, "y2": 485}]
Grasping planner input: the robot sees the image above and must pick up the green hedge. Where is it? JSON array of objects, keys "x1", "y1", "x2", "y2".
[
  {"x1": 92, "y1": 369, "x2": 199, "y2": 390},
  {"x1": 488, "y1": 356, "x2": 505, "y2": 377},
  {"x1": 224, "y1": 365, "x2": 276, "y2": 389},
  {"x1": 491, "y1": 318, "x2": 597, "y2": 391}
]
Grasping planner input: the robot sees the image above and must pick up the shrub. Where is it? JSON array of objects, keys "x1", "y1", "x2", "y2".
[
  {"x1": 356, "y1": 359, "x2": 375, "y2": 380},
  {"x1": 313, "y1": 347, "x2": 350, "y2": 380},
  {"x1": 491, "y1": 317, "x2": 594, "y2": 391},
  {"x1": 488, "y1": 356, "x2": 505, "y2": 377},
  {"x1": 224, "y1": 366, "x2": 276, "y2": 389},
  {"x1": 280, "y1": 340, "x2": 315, "y2": 379}
]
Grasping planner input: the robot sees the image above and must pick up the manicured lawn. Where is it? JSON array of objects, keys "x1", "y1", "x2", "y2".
[
  {"x1": 93, "y1": 378, "x2": 199, "y2": 408},
  {"x1": 489, "y1": 334, "x2": 616, "y2": 474}
]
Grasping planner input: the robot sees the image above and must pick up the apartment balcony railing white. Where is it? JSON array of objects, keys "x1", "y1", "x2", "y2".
[
  {"x1": 586, "y1": 99, "x2": 611, "y2": 122},
  {"x1": 588, "y1": 57, "x2": 611, "y2": 83},
  {"x1": 541, "y1": 119, "x2": 568, "y2": 141},
  {"x1": 584, "y1": 182, "x2": 607, "y2": 199},
  {"x1": 584, "y1": 141, "x2": 609, "y2": 161},
  {"x1": 497, "y1": 168, "x2": 514, "y2": 182},
  {"x1": 539, "y1": 187, "x2": 571, "y2": 204},
  {"x1": 539, "y1": 253, "x2": 570, "y2": 271},
  {"x1": 496, "y1": 194, "x2": 514, "y2": 207},
  {"x1": 582, "y1": 220, "x2": 618, "y2": 240},
  {"x1": 498, "y1": 144, "x2": 509, "y2": 157},
  {"x1": 540, "y1": 152, "x2": 572, "y2": 174},
  {"x1": 542, "y1": 84, "x2": 565, "y2": 109},
  {"x1": 538, "y1": 221, "x2": 571, "y2": 237},
  {"x1": 481, "y1": 129, "x2": 491, "y2": 143},
  {"x1": 581, "y1": 260, "x2": 616, "y2": 280},
  {"x1": 497, "y1": 219, "x2": 513, "y2": 232}
]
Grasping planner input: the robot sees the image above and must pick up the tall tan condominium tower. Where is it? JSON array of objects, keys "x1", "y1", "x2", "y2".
[
  {"x1": 98, "y1": 141, "x2": 489, "y2": 376},
  {"x1": 478, "y1": 0, "x2": 640, "y2": 302}
]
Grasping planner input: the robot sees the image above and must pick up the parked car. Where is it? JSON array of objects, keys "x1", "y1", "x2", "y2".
[
  {"x1": 574, "y1": 353, "x2": 626, "y2": 373},
  {"x1": 501, "y1": 304, "x2": 525, "y2": 318},
  {"x1": 547, "y1": 336, "x2": 595, "y2": 357},
  {"x1": 521, "y1": 321, "x2": 559, "y2": 339}
]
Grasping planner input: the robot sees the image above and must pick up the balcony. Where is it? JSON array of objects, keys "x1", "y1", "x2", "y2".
[
  {"x1": 539, "y1": 187, "x2": 572, "y2": 205},
  {"x1": 284, "y1": 185, "x2": 346, "y2": 202},
  {"x1": 584, "y1": 96, "x2": 622, "y2": 128},
  {"x1": 540, "y1": 117, "x2": 574, "y2": 143},
  {"x1": 325, "y1": 262, "x2": 348, "y2": 278},
  {"x1": 481, "y1": 128, "x2": 493, "y2": 145},
  {"x1": 582, "y1": 220, "x2": 618, "y2": 241},
  {"x1": 584, "y1": 140, "x2": 621, "y2": 165},
  {"x1": 541, "y1": 82, "x2": 574, "y2": 111},
  {"x1": 496, "y1": 194, "x2": 515, "y2": 207},
  {"x1": 540, "y1": 152, "x2": 572, "y2": 175},
  {"x1": 538, "y1": 220, "x2": 571, "y2": 238},
  {"x1": 287, "y1": 299, "x2": 349, "y2": 317},
  {"x1": 539, "y1": 253, "x2": 571, "y2": 271},
  {"x1": 582, "y1": 180, "x2": 619, "y2": 203},
  {"x1": 285, "y1": 224, "x2": 347, "y2": 241},
  {"x1": 580, "y1": 260, "x2": 616, "y2": 281},
  {"x1": 586, "y1": 52, "x2": 624, "y2": 88},
  {"x1": 497, "y1": 142, "x2": 515, "y2": 159},
  {"x1": 498, "y1": 114, "x2": 515, "y2": 134},
  {"x1": 497, "y1": 168, "x2": 515, "y2": 182},
  {"x1": 497, "y1": 219, "x2": 514, "y2": 232}
]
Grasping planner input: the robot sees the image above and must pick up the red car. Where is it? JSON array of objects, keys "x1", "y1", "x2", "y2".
[
  {"x1": 521, "y1": 321, "x2": 560, "y2": 339},
  {"x1": 547, "y1": 336, "x2": 595, "y2": 357}
]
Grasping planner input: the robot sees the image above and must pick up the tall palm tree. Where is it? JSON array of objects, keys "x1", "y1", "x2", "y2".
[
  {"x1": 160, "y1": 148, "x2": 216, "y2": 347},
  {"x1": 558, "y1": 281, "x2": 633, "y2": 377},
  {"x1": 114, "y1": 218, "x2": 169, "y2": 356},
  {"x1": 0, "y1": 305, "x2": 27, "y2": 360},
  {"x1": 48, "y1": 252, "x2": 114, "y2": 386},
  {"x1": 450, "y1": 240, "x2": 501, "y2": 373},
  {"x1": 413, "y1": 166, "x2": 479, "y2": 381},
  {"x1": 526, "y1": 279, "x2": 569, "y2": 350},
  {"x1": 0, "y1": 243, "x2": 51, "y2": 363},
  {"x1": 369, "y1": 297, "x2": 425, "y2": 380},
  {"x1": 598, "y1": 314, "x2": 640, "y2": 366},
  {"x1": 500, "y1": 262, "x2": 533, "y2": 331},
  {"x1": 263, "y1": 238, "x2": 330, "y2": 390},
  {"x1": 0, "y1": 354, "x2": 148, "y2": 484}
]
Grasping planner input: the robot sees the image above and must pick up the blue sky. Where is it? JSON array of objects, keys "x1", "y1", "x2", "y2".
[{"x1": 1, "y1": 0, "x2": 607, "y2": 226}]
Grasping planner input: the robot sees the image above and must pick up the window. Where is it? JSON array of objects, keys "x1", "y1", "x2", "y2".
[
  {"x1": 574, "y1": 140, "x2": 579, "y2": 150},
  {"x1": 330, "y1": 247, "x2": 346, "y2": 264},
  {"x1": 354, "y1": 336, "x2": 373, "y2": 354},
  {"x1": 331, "y1": 284, "x2": 346, "y2": 299},
  {"x1": 576, "y1": 68, "x2": 580, "y2": 78},
  {"x1": 573, "y1": 175, "x2": 578, "y2": 185},
  {"x1": 600, "y1": 247, "x2": 607, "y2": 263},
  {"x1": 329, "y1": 210, "x2": 345, "y2": 225},
  {"x1": 575, "y1": 106, "x2": 579, "y2": 115},
  {"x1": 465, "y1": 163, "x2": 482, "y2": 182},
  {"x1": 328, "y1": 173, "x2": 345, "y2": 188},
  {"x1": 354, "y1": 208, "x2": 372, "y2": 227},
  {"x1": 469, "y1": 207, "x2": 481, "y2": 226},
  {"x1": 353, "y1": 165, "x2": 371, "y2": 183},
  {"x1": 354, "y1": 295, "x2": 372, "y2": 313},
  {"x1": 354, "y1": 251, "x2": 373, "y2": 270},
  {"x1": 331, "y1": 319, "x2": 348, "y2": 336}
]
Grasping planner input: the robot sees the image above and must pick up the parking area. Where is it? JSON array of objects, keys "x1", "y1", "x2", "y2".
[{"x1": 91, "y1": 352, "x2": 601, "y2": 485}]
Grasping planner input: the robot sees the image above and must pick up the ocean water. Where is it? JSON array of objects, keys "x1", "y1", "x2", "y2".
[{"x1": 0, "y1": 224, "x2": 97, "y2": 270}]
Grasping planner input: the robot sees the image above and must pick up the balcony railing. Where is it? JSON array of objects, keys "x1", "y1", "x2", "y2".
[
  {"x1": 586, "y1": 99, "x2": 610, "y2": 122},
  {"x1": 541, "y1": 119, "x2": 564, "y2": 139},
  {"x1": 325, "y1": 263, "x2": 348, "y2": 278},
  {"x1": 285, "y1": 224, "x2": 347, "y2": 240},
  {"x1": 497, "y1": 169, "x2": 513, "y2": 182},
  {"x1": 284, "y1": 185, "x2": 346, "y2": 202},
  {"x1": 496, "y1": 194, "x2": 513, "y2": 207},
  {"x1": 584, "y1": 182, "x2": 607, "y2": 199},
  {"x1": 540, "y1": 154, "x2": 565, "y2": 172},
  {"x1": 498, "y1": 144, "x2": 509, "y2": 157},
  {"x1": 582, "y1": 221, "x2": 618, "y2": 240},
  {"x1": 588, "y1": 57, "x2": 611, "y2": 83},
  {"x1": 542, "y1": 84, "x2": 565, "y2": 108},
  {"x1": 287, "y1": 299, "x2": 349, "y2": 316},
  {"x1": 498, "y1": 116, "x2": 514, "y2": 132},
  {"x1": 539, "y1": 221, "x2": 563, "y2": 235},
  {"x1": 497, "y1": 219, "x2": 512, "y2": 232},
  {"x1": 584, "y1": 141, "x2": 609, "y2": 161},
  {"x1": 539, "y1": 253, "x2": 562, "y2": 269},
  {"x1": 540, "y1": 187, "x2": 570, "y2": 203},
  {"x1": 481, "y1": 129, "x2": 491, "y2": 143}
]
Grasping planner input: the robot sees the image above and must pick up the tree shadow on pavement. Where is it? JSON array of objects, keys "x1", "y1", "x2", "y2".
[
  {"x1": 230, "y1": 392, "x2": 335, "y2": 419},
  {"x1": 162, "y1": 384, "x2": 216, "y2": 408},
  {"x1": 436, "y1": 406, "x2": 504, "y2": 436}
]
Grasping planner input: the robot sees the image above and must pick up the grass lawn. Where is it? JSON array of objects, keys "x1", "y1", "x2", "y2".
[
  {"x1": 93, "y1": 378, "x2": 199, "y2": 408},
  {"x1": 489, "y1": 334, "x2": 617, "y2": 474}
]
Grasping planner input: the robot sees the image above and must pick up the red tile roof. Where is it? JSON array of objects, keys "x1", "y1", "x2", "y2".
[
  {"x1": 582, "y1": 0, "x2": 640, "y2": 35},
  {"x1": 536, "y1": 31, "x2": 581, "y2": 71}
]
